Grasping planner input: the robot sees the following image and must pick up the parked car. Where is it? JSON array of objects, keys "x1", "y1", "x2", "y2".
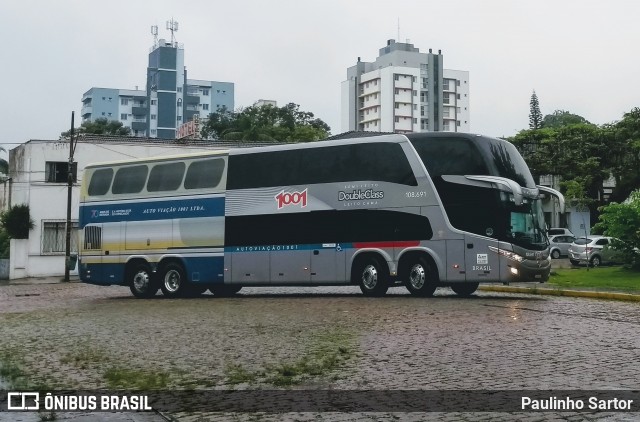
[
  {"x1": 568, "y1": 236, "x2": 620, "y2": 267},
  {"x1": 548, "y1": 234, "x2": 576, "y2": 259},
  {"x1": 548, "y1": 227, "x2": 574, "y2": 237}
]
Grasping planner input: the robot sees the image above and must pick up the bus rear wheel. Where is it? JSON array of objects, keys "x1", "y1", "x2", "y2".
[
  {"x1": 354, "y1": 256, "x2": 389, "y2": 297},
  {"x1": 160, "y1": 262, "x2": 187, "y2": 298},
  {"x1": 128, "y1": 263, "x2": 158, "y2": 299},
  {"x1": 209, "y1": 285, "x2": 242, "y2": 297},
  {"x1": 450, "y1": 282, "x2": 479, "y2": 297},
  {"x1": 403, "y1": 256, "x2": 437, "y2": 297}
]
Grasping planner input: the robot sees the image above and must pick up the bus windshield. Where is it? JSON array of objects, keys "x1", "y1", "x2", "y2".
[{"x1": 505, "y1": 194, "x2": 548, "y2": 250}]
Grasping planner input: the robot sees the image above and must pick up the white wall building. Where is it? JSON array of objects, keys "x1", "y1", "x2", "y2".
[
  {"x1": 341, "y1": 39, "x2": 470, "y2": 134},
  {"x1": 0, "y1": 136, "x2": 230, "y2": 279}
]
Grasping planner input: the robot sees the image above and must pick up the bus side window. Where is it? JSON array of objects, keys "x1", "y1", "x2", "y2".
[
  {"x1": 112, "y1": 165, "x2": 148, "y2": 194},
  {"x1": 88, "y1": 168, "x2": 114, "y2": 196},
  {"x1": 184, "y1": 158, "x2": 225, "y2": 189},
  {"x1": 147, "y1": 162, "x2": 186, "y2": 192}
]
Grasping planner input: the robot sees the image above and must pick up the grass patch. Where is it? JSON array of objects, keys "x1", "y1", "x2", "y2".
[
  {"x1": 224, "y1": 363, "x2": 258, "y2": 385},
  {"x1": 104, "y1": 367, "x2": 170, "y2": 389},
  {"x1": 0, "y1": 350, "x2": 29, "y2": 389},
  {"x1": 224, "y1": 328, "x2": 356, "y2": 387},
  {"x1": 549, "y1": 266, "x2": 640, "y2": 292},
  {"x1": 61, "y1": 346, "x2": 108, "y2": 369}
]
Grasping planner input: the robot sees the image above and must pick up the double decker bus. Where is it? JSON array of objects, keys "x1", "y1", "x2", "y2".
[{"x1": 78, "y1": 133, "x2": 563, "y2": 298}]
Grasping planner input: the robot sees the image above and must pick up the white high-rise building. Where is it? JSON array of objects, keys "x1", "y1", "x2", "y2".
[{"x1": 341, "y1": 39, "x2": 470, "y2": 134}]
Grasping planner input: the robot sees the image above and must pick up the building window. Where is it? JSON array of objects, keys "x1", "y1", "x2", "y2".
[
  {"x1": 202, "y1": 89, "x2": 209, "y2": 96},
  {"x1": 203, "y1": 104, "x2": 209, "y2": 110},
  {"x1": 395, "y1": 88, "x2": 399, "y2": 95},
  {"x1": 413, "y1": 118, "x2": 417, "y2": 124},
  {"x1": 151, "y1": 114, "x2": 156, "y2": 120},
  {"x1": 457, "y1": 94, "x2": 461, "y2": 100},
  {"x1": 42, "y1": 221, "x2": 78, "y2": 254},
  {"x1": 151, "y1": 129, "x2": 157, "y2": 135},
  {"x1": 457, "y1": 80, "x2": 461, "y2": 86},
  {"x1": 45, "y1": 162, "x2": 77, "y2": 183},
  {"x1": 177, "y1": 116, "x2": 182, "y2": 121},
  {"x1": 395, "y1": 102, "x2": 400, "y2": 109},
  {"x1": 107, "y1": 112, "x2": 112, "y2": 117},
  {"x1": 121, "y1": 113, "x2": 128, "y2": 120},
  {"x1": 121, "y1": 98, "x2": 129, "y2": 106},
  {"x1": 101, "y1": 112, "x2": 105, "y2": 116},
  {"x1": 394, "y1": 74, "x2": 399, "y2": 81},
  {"x1": 177, "y1": 87, "x2": 182, "y2": 93},
  {"x1": 395, "y1": 117, "x2": 399, "y2": 122},
  {"x1": 151, "y1": 99, "x2": 157, "y2": 105}
]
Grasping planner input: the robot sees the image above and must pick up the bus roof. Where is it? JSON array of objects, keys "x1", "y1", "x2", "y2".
[{"x1": 84, "y1": 149, "x2": 231, "y2": 169}]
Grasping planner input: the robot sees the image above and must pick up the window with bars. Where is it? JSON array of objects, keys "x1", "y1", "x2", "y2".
[
  {"x1": 45, "y1": 162, "x2": 77, "y2": 183},
  {"x1": 42, "y1": 221, "x2": 78, "y2": 254}
]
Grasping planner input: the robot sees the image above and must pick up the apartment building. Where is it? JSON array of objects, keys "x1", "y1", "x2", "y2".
[
  {"x1": 81, "y1": 39, "x2": 234, "y2": 139},
  {"x1": 341, "y1": 39, "x2": 469, "y2": 134}
]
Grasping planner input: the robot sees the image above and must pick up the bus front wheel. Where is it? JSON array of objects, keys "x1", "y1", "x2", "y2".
[
  {"x1": 128, "y1": 263, "x2": 158, "y2": 299},
  {"x1": 160, "y1": 262, "x2": 187, "y2": 298},
  {"x1": 354, "y1": 256, "x2": 389, "y2": 297},
  {"x1": 403, "y1": 256, "x2": 437, "y2": 297}
]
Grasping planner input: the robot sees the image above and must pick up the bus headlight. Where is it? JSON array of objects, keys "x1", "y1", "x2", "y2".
[{"x1": 488, "y1": 246, "x2": 524, "y2": 262}]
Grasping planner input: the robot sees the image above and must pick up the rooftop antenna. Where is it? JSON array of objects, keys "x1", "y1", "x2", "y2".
[
  {"x1": 167, "y1": 18, "x2": 179, "y2": 46},
  {"x1": 150, "y1": 25, "x2": 158, "y2": 48}
]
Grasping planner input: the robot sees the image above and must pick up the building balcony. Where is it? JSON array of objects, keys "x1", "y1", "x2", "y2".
[
  {"x1": 131, "y1": 121, "x2": 147, "y2": 131},
  {"x1": 132, "y1": 106, "x2": 147, "y2": 116},
  {"x1": 185, "y1": 94, "x2": 199, "y2": 105}
]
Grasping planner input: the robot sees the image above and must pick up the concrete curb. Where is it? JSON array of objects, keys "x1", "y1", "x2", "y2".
[{"x1": 479, "y1": 285, "x2": 640, "y2": 302}]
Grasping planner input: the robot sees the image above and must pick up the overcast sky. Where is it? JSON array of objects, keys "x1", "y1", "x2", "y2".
[{"x1": 2, "y1": 0, "x2": 639, "y2": 154}]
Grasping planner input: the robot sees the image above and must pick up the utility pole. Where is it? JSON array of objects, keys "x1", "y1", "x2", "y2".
[{"x1": 64, "y1": 112, "x2": 78, "y2": 282}]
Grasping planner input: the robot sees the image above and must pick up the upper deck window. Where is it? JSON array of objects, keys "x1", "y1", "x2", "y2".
[
  {"x1": 88, "y1": 168, "x2": 113, "y2": 196},
  {"x1": 184, "y1": 158, "x2": 225, "y2": 189},
  {"x1": 112, "y1": 165, "x2": 148, "y2": 194},
  {"x1": 147, "y1": 162, "x2": 185, "y2": 192}
]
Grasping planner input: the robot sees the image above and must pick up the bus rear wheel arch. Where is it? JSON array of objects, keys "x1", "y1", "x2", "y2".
[
  {"x1": 127, "y1": 261, "x2": 158, "y2": 299},
  {"x1": 400, "y1": 253, "x2": 438, "y2": 297},
  {"x1": 352, "y1": 254, "x2": 389, "y2": 297},
  {"x1": 160, "y1": 261, "x2": 187, "y2": 298}
]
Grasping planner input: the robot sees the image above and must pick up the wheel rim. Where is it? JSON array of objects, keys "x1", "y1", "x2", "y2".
[
  {"x1": 133, "y1": 270, "x2": 150, "y2": 292},
  {"x1": 164, "y1": 269, "x2": 181, "y2": 293},
  {"x1": 592, "y1": 257, "x2": 600, "y2": 267},
  {"x1": 361, "y1": 264, "x2": 378, "y2": 289},
  {"x1": 552, "y1": 251, "x2": 560, "y2": 259},
  {"x1": 409, "y1": 264, "x2": 426, "y2": 289}
]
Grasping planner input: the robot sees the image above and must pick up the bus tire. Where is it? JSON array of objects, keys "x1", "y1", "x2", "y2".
[
  {"x1": 209, "y1": 285, "x2": 242, "y2": 297},
  {"x1": 128, "y1": 263, "x2": 158, "y2": 299},
  {"x1": 354, "y1": 255, "x2": 389, "y2": 297},
  {"x1": 450, "y1": 282, "x2": 479, "y2": 297},
  {"x1": 160, "y1": 262, "x2": 187, "y2": 298},
  {"x1": 403, "y1": 256, "x2": 437, "y2": 297}
]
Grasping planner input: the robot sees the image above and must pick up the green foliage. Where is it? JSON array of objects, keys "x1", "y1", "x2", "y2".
[
  {"x1": 550, "y1": 267, "x2": 640, "y2": 290},
  {"x1": 593, "y1": 190, "x2": 640, "y2": 270},
  {"x1": 0, "y1": 145, "x2": 7, "y2": 175},
  {"x1": 0, "y1": 227, "x2": 9, "y2": 258},
  {"x1": 61, "y1": 118, "x2": 131, "y2": 137},
  {"x1": 0, "y1": 204, "x2": 34, "y2": 239},
  {"x1": 542, "y1": 110, "x2": 591, "y2": 128},
  {"x1": 201, "y1": 103, "x2": 330, "y2": 142},
  {"x1": 529, "y1": 91, "x2": 543, "y2": 130}
]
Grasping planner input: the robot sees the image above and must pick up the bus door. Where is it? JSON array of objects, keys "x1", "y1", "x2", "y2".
[
  {"x1": 464, "y1": 234, "x2": 501, "y2": 282},
  {"x1": 310, "y1": 243, "x2": 345, "y2": 283}
]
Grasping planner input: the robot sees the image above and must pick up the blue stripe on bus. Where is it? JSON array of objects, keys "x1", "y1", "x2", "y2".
[
  {"x1": 225, "y1": 243, "x2": 355, "y2": 253},
  {"x1": 80, "y1": 256, "x2": 225, "y2": 286},
  {"x1": 79, "y1": 197, "x2": 225, "y2": 227}
]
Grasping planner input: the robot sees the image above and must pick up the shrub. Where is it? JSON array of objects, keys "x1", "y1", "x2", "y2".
[{"x1": 0, "y1": 204, "x2": 34, "y2": 239}]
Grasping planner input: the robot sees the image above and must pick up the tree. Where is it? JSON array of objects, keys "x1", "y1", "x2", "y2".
[
  {"x1": 60, "y1": 118, "x2": 131, "y2": 138},
  {"x1": 0, "y1": 204, "x2": 34, "y2": 239},
  {"x1": 542, "y1": 110, "x2": 590, "y2": 128},
  {"x1": 529, "y1": 91, "x2": 543, "y2": 130},
  {"x1": 592, "y1": 190, "x2": 640, "y2": 270},
  {"x1": 0, "y1": 146, "x2": 7, "y2": 176},
  {"x1": 201, "y1": 103, "x2": 330, "y2": 142}
]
